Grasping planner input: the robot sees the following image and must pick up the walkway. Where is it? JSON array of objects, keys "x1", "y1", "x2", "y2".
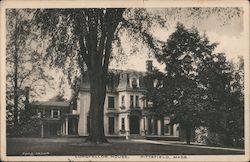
[{"x1": 131, "y1": 139, "x2": 244, "y2": 152}]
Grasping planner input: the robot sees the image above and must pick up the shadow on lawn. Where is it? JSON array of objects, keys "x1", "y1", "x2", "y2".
[{"x1": 6, "y1": 137, "x2": 244, "y2": 156}]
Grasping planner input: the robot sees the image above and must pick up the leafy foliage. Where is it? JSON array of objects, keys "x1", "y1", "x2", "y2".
[
  {"x1": 7, "y1": 7, "x2": 243, "y2": 142},
  {"x1": 6, "y1": 9, "x2": 53, "y2": 136},
  {"x1": 200, "y1": 55, "x2": 244, "y2": 147},
  {"x1": 146, "y1": 24, "x2": 244, "y2": 146}
]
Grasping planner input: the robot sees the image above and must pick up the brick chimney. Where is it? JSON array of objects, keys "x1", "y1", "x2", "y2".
[{"x1": 146, "y1": 60, "x2": 153, "y2": 72}]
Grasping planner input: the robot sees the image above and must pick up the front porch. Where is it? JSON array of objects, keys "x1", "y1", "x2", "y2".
[{"x1": 61, "y1": 114, "x2": 79, "y2": 136}]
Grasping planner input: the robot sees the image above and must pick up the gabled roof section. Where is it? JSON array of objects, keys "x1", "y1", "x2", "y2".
[{"x1": 31, "y1": 101, "x2": 70, "y2": 108}]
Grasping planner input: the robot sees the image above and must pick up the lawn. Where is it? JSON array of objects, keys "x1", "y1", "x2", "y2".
[{"x1": 6, "y1": 137, "x2": 244, "y2": 156}]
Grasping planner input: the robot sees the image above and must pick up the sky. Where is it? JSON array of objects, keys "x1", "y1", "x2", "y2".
[
  {"x1": 34, "y1": 7, "x2": 245, "y2": 101},
  {"x1": 109, "y1": 8, "x2": 245, "y2": 72}
]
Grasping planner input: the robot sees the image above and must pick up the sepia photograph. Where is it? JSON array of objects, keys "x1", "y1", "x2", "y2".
[{"x1": 0, "y1": 0, "x2": 249, "y2": 161}]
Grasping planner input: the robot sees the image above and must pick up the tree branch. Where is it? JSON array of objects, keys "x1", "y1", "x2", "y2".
[{"x1": 121, "y1": 18, "x2": 164, "y2": 54}]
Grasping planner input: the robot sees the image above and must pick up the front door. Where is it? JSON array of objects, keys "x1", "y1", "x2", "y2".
[
  {"x1": 108, "y1": 117, "x2": 115, "y2": 134},
  {"x1": 68, "y1": 118, "x2": 78, "y2": 135},
  {"x1": 129, "y1": 116, "x2": 140, "y2": 134}
]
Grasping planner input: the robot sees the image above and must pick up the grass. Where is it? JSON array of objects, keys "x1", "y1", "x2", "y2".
[{"x1": 7, "y1": 137, "x2": 244, "y2": 156}]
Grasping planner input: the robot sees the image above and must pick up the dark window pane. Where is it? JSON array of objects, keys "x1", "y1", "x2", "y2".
[
  {"x1": 108, "y1": 96, "x2": 115, "y2": 108},
  {"x1": 135, "y1": 96, "x2": 139, "y2": 107},
  {"x1": 130, "y1": 95, "x2": 134, "y2": 107},
  {"x1": 109, "y1": 117, "x2": 115, "y2": 134},
  {"x1": 132, "y1": 78, "x2": 137, "y2": 88},
  {"x1": 53, "y1": 109, "x2": 59, "y2": 118}
]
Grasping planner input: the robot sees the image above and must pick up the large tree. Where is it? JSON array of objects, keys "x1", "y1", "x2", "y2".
[
  {"x1": 6, "y1": 9, "x2": 52, "y2": 136},
  {"x1": 31, "y1": 8, "x2": 242, "y2": 143},
  {"x1": 199, "y1": 54, "x2": 244, "y2": 147},
  {"x1": 32, "y1": 8, "x2": 171, "y2": 143},
  {"x1": 147, "y1": 24, "x2": 244, "y2": 146},
  {"x1": 33, "y1": 9, "x2": 126, "y2": 143},
  {"x1": 149, "y1": 24, "x2": 218, "y2": 144}
]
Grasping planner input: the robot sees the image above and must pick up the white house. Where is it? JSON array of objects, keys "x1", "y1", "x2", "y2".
[
  {"x1": 32, "y1": 61, "x2": 180, "y2": 139},
  {"x1": 76, "y1": 60, "x2": 180, "y2": 138}
]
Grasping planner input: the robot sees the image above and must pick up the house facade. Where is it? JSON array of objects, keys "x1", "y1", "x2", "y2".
[
  {"x1": 31, "y1": 100, "x2": 79, "y2": 137},
  {"x1": 77, "y1": 60, "x2": 180, "y2": 138},
  {"x1": 32, "y1": 61, "x2": 180, "y2": 139}
]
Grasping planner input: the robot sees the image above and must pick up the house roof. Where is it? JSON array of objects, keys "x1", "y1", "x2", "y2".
[
  {"x1": 80, "y1": 68, "x2": 148, "y2": 92},
  {"x1": 31, "y1": 101, "x2": 70, "y2": 108}
]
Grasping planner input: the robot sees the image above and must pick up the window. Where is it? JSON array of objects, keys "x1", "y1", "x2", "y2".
[
  {"x1": 108, "y1": 96, "x2": 115, "y2": 109},
  {"x1": 121, "y1": 95, "x2": 125, "y2": 106},
  {"x1": 45, "y1": 109, "x2": 51, "y2": 118},
  {"x1": 131, "y1": 78, "x2": 137, "y2": 88},
  {"x1": 130, "y1": 95, "x2": 134, "y2": 108},
  {"x1": 121, "y1": 118, "x2": 125, "y2": 130},
  {"x1": 53, "y1": 109, "x2": 59, "y2": 118},
  {"x1": 108, "y1": 117, "x2": 115, "y2": 134},
  {"x1": 135, "y1": 96, "x2": 139, "y2": 107}
]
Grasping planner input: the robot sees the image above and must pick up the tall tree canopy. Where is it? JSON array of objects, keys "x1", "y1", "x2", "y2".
[
  {"x1": 199, "y1": 54, "x2": 244, "y2": 147},
  {"x1": 149, "y1": 24, "x2": 218, "y2": 144},
  {"x1": 6, "y1": 9, "x2": 52, "y2": 136},
  {"x1": 33, "y1": 9, "x2": 128, "y2": 143},
  {"x1": 146, "y1": 24, "x2": 244, "y2": 146},
  {"x1": 7, "y1": 7, "x2": 240, "y2": 142},
  {"x1": 32, "y1": 8, "x2": 173, "y2": 143}
]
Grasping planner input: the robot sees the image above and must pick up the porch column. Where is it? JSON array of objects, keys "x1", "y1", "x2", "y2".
[
  {"x1": 157, "y1": 119, "x2": 161, "y2": 135},
  {"x1": 140, "y1": 117, "x2": 144, "y2": 135},
  {"x1": 62, "y1": 120, "x2": 65, "y2": 136},
  {"x1": 51, "y1": 109, "x2": 54, "y2": 118},
  {"x1": 151, "y1": 118, "x2": 155, "y2": 135},
  {"x1": 126, "y1": 116, "x2": 130, "y2": 134},
  {"x1": 65, "y1": 117, "x2": 68, "y2": 135},
  {"x1": 41, "y1": 124, "x2": 44, "y2": 138},
  {"x1": 144, "y1": 116, "x2": 148, "y2": 135},
  {"x1": 60, "y1": 123, "x2": 63, "y2": 136},
  {"x1": 43, "y1": 109, "x2": 45, "y2": 118},
  {"x1": 174, "y1": 124, "x2": 180, "y2": 137}
]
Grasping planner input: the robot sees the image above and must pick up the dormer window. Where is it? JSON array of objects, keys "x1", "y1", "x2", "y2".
[{"x1": 131, "y1": 78, "x2": 137, "y2": 89}]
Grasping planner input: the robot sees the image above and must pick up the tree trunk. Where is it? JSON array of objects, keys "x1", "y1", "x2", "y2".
[
  {"x1": 85, "y1": 69, "x2": 108, "y2": 143},
  {"x1": 13, "y1": 43, "x2": 19, "y2": 136}
]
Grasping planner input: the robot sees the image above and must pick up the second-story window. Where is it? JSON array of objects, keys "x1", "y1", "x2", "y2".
[
  {"x1": 108, "y1": 96, "x2": 115, "y2": 109},
  {"x1": 135, "y1": 96, "x2": 139, "y2": 107},
  {"x1": 131, "y1": 78, "x2": 137, "y2": 89},
  {"x1": 45, "y1": 109, "x2": 51, "y2": 118},
  {"x1": 130, "y1": 95, "x2": 134, "y2": 108},
  {"x1": 121, "y1": 95, "x2": 125, "y2": 106},
  {"x1": 53, "y1": 109, "x2": 59, "y2": 118}
]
